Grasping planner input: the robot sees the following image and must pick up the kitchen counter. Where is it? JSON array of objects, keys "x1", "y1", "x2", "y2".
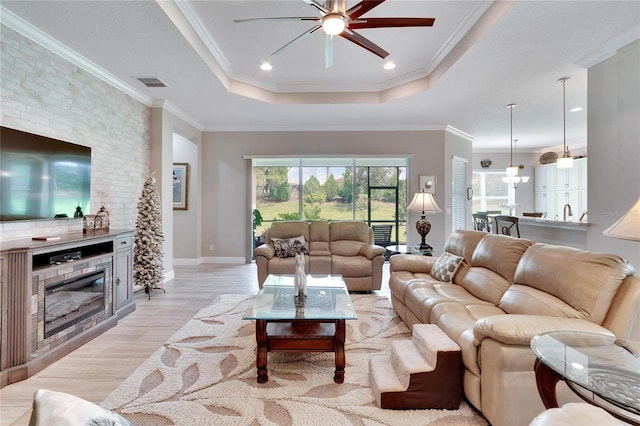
[
  {"x1": 517, "y1": 217, "x2": 589, "y2": 249},
  {"x1": 518, "y1": 216, "x2": 590, "y2": 232}
]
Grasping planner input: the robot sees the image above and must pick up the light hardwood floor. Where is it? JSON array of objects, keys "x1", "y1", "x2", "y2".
[{"x1": 1, "y1": 263, "x2": 391, "y2": 425}]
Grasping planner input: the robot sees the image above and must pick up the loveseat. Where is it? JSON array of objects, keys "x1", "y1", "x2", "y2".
[
  {"x1": 254, "y1": 220, "x2": 386, "y2": 291},
  {"x1": 389, "y1": 229, "x2": 639, "y2": 426}
]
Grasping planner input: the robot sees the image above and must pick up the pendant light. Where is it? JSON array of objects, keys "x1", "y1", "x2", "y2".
[
  {"x1": 502, "y1": 103, "x2": 529, "y2": 188},
  {"x1": 557, "y1": 77, "x2": 574, "y2": 169},
  {"x1": 506, "y1": 103, "x2": 518, "y2": 176}
]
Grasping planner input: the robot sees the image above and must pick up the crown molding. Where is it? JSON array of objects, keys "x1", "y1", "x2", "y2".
[
  {"x1": 161, "y1": 0, "x2": 511, "y2": 103},
  {"x1": 445, "y1": 125, "x2": 475, "y2": 142},
  {"x1": 0, "y1": 6, "x2": 153, "y2": 107},
  {"x1": 575, "y1": 26, "x2": 640, "y2": 68},
  {"x1": 203, "y1": 123, "x2": 456, "y2": 132},
  {"x1": 2, "y1": 6, "x2": 206, "y2": 130}
]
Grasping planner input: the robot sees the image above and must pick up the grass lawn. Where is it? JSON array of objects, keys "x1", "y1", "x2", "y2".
[{"x1": 255, "y1": 199, "x2": 407, "y2": 243}]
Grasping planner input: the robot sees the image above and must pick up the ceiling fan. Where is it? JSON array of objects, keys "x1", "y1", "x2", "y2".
[{"x1": 234, "y1": 0, "x2": 435, "y2": 68}]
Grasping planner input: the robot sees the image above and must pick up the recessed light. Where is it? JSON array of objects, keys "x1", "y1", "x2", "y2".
[
  {"x1": 260, "y1": 63, "x2": 272, "y2": 71},
  {"x1": 383, "y1": 62, "x2": 396, "y2": 70},
  {"x1": 570, "y1": 107, "x2": 583, "y2": 112}
]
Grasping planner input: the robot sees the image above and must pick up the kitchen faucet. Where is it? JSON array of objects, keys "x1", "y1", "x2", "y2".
[{"x1": 563, "y1": 203, "x2": 573, "y2": 222}]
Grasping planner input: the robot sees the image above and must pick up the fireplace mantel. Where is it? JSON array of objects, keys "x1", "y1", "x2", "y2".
[{"x1": 0, "y1": 230, "x2": 135, "y2": 388}]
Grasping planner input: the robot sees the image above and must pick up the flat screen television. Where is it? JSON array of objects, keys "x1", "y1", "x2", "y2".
[{"x1": 1, "y1": 126, "x2": 91, "y2": 222}]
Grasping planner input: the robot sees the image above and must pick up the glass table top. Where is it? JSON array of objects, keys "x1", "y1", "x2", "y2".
[
  {"x1": 531, "y1": 331, "x2": 640, "y2": 413},
  {"x1": 243, "y1": 274, "x2": 357, "y2": 321}
]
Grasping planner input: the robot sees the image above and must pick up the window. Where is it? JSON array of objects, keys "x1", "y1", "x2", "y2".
[
  {"x1": 472, "y1": 171, "x2": 513, "y2": 213},
  {"x1": 452, "y1": 157, "x2": 467, "y2": 232},
  {"x1": 252, "y1": 157, "x2": 407, "y2": 245}
]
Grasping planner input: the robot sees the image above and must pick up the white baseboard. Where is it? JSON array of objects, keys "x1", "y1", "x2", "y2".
[
  {"x1": 163, "y1": 270, "x2": 175, "y2": 282},
  {"x1": 173, "y1": 257, "x2": 247, "y2": 265},
  {"x1": 173, "y1": 258, "x2": 200, "y2": 266},
  {"x1": 200, "y1": 256, "x2": 246, "y2": 264}
]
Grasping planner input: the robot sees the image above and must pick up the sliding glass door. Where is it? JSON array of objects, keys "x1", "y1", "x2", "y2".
[{"x1": 252, "y1": 157, "x2": 408, "y2": 250}]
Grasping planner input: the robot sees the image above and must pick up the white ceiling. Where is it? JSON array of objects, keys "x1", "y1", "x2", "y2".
[{"x1": 2, "y1": 1, "x2": 639, "y2": 151}]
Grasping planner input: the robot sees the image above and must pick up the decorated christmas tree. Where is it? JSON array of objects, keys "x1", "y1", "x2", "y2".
[{"x1": 134, "y1": 172, "x2": 164, "y2": 295}]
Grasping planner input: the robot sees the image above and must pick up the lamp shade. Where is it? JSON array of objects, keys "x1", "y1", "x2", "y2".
[
  {"x1": 407, "y1": 192, "x2": 442, "y2": 214},
  {"x1": 603, "y1": 196, "x2": 640, "y2": 242}
]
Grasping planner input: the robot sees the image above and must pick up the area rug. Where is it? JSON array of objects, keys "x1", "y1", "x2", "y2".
[{"x1": 102, "y1": 294, "x2": 486, "y2": 425}]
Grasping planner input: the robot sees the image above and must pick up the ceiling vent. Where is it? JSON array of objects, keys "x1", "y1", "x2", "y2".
[{"x1": 136, "y1": 77, "x2": 166, "y2": 88}]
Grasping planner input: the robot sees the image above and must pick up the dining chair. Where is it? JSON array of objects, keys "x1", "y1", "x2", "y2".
[
  {"x1": 493, "y1": 215, "x2": 520, "y2": 237},
  {"x1": 472, "y1": 213, "x2": 491, "y2": 233}
]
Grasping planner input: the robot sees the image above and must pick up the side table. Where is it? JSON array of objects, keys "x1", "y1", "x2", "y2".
[
  {"x1": 385, "y1": 244, "x2": 433, "y2": 257},
  {"x1": 531, "y1": 331, "x2": 640, "y2": 425}
]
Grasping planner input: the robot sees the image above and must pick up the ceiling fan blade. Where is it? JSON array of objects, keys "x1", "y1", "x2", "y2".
[
  {"x1": 339, "y1": 29, "x2": 389, "y2": 59},
  {"x1": 324, "y1": 34, "x2": 334, "y2": 68},
  {"x1": 234, "y1": 17, "x2": 319, "y2": 24},
  {"x1": 272, "y1": 25, "x2": 322, "y2": 56},
  {"x1": 350, "y1": 17, "x2": 435, "y2": 29},
  {"x1": 346, "y1": 0, "x2": 385, "y2": 20},
  {"x1": 302, "y1": 0, "x2": 329, "y2": 14}
]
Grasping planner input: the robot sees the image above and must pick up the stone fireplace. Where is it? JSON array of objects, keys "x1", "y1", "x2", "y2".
[{"x1": 32, "y1": 254, "x2": 113, "y2": 356}]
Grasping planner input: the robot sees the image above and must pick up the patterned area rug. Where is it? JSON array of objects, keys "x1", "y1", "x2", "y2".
[{"x1": 102, "y1": 294, "x2": 486, "y2": 425}]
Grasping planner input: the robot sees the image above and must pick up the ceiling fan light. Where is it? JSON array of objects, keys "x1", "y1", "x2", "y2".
[
  {"x1": 322, "y1": 14, "x2": 346, "y2": 35},
  {"x1": 384, "y1": 62, "x2": 396, "y2": 70}
]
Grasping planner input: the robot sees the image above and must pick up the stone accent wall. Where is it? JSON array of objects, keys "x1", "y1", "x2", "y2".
[{"x1": 0, "y1": 24, "x2": 151, "y2": 240}]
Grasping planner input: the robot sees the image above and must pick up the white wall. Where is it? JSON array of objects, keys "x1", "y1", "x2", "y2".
[
  {"x1": 587, "y1": 39, "x2": 640, "y2": 268},
  {"x1": 0, "y1": 25, "x2": 150, "y2": 241},
  {"x1": 200, "y1": 130, "x2": 470, "y2": 261}
]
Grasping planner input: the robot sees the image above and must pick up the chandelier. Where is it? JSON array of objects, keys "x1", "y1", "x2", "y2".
[{"x1": 502, "y1": 104, "x2": 529, "y2": 188}]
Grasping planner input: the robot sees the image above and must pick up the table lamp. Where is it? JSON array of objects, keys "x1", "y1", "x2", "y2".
[
  {"x1": 603, "y1": 196, "x2": 640, "y2": 241},
  {"x1": 407, "y1": 191, "x2": 442, "y2": 252}
]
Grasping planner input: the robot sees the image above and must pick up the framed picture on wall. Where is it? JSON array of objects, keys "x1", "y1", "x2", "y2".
[
  {"x1": 173, "y1": 163, "x2": 189, "y2": 210},
  {"x1": 419, "y1": 175, "x2": 436, "y2": 194}
]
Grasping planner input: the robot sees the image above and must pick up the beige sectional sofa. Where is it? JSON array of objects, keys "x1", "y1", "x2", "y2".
[
  {"x1": 254, "y1": 220, "x2": 386, "y2": 291},
  {"x1": 389, "y1": 230, "x2": 639, "y2": 426}
]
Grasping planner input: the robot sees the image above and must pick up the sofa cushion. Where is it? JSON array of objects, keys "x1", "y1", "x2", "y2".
[
  {"x1": 430, "y1": 252, "x2": 464, "y2": 282},
  {"x1": 267, "y1": 220, "x2": 309, "y2": 242},
  {"x1": 331, "y1": 255, "x2": 372, "y2": 277},
  {"x1": 405, "y1": 282, "x2": 494, "y2": 324},
  {"x1": 430, "y1": 301, "x2": 506, "y2": 375},
  {"x1": 506, "y1": 244, "x2": 635, "y2": 324},
  {"x1": 459, "y1": 267, "x2": 513, "y2": 306},
  {"x1": 309, "y1": 220, "x2": 330, "y2": 255},
  {"x1": 442, "y1": 230, "x2": 486, "y2": 285},
  {"x1": 29, "y1": 389, "x2": 130, "y2": 426},
  {"x1": 272, "y1": 235, "x2": 309, "y2": 258},
  {"x1": 459, "y1": 234, "x2": 534, "y2": 305},
  {"x1": 330, "y1": 221, "x2": 370, "y2": 256}
]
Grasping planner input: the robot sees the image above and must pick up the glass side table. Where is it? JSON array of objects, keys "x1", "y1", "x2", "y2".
[
  {"x1": 385, "y1": 244, "x2": 433, "y2": 257},
  {"x1": 531, "y1": 331, "x2": 640, "y2": 424}
]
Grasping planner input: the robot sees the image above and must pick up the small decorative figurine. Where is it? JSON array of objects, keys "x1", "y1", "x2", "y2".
[{"x1": 293, "y1": 252, "x2": 307, "y2": 298}]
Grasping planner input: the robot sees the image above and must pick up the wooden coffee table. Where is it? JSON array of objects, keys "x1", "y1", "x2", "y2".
[{"x1": 243, "y1": 274, "x2": 356, "y2": 384}]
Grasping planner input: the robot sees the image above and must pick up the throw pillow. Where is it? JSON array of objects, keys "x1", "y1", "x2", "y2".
[
  {"x1": 430, "y1": 252, "x2": 464, "y2": 283},
  {"x1": 272, "y1": 235, "x2": 309, "y2": 258},
  {"x1": 29, "y1": 389, "x2": 131, "y2": 426}
]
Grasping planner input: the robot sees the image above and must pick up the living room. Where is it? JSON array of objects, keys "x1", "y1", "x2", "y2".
[{"x1": 1, "y1": 1, "x2": 639, "y2": 425}]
